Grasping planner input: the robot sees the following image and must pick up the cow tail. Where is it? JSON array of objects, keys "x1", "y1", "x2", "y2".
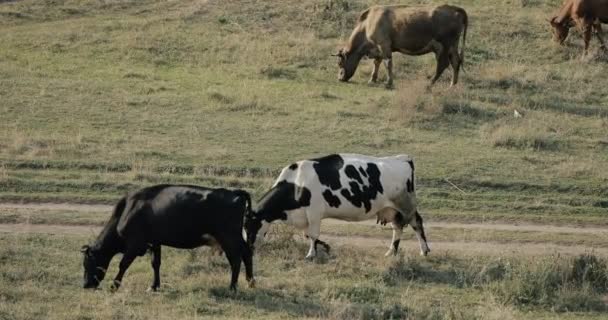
[
  {"x1": 458, "y1": 8, "x2": 468, "y2": 73},
  {"x1": 234, "y1": 190, "x2": 253, "y2": 217},
  {"x1": 112, "y1": 196, "x2": 127, "y2": 219}
]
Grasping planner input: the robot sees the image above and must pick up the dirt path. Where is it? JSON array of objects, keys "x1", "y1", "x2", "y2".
[
  {"x1": 2, "y1": 202, "x2": 607, "y2": 235},
  {"x1": 1, "y1": 222, "x2": 606, "y2": 257}
]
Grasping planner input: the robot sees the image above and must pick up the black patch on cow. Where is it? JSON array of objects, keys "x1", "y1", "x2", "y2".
[
  {"x1": 358, "y1": 166, "x2": 368, "y2": 178},
  {"x1": 341, "y1": 181, "x2": 373, "y2": 212},
  {"x1": 254, "y1": 181, "x2": 311, "y2": 223},
  {"x1": 406, "y1": 179, "x2": 414, "y2": 193},
  {"x1": 288, "y1": 163, "x2": 298, "y2": 170},
  {"x1": 392, "y1": 239, "x2": 401, "y2": 251},
  {"x1": 340, "y1": 163, "x2": 384, "y2": 213},
  {"x1": 408, "y1": 160, "x2": 414, "y2": 172},
  {"x1": 344, "y1": 165, "x2": 363, "y2": 184},
  {"x1": 311, "y1": 154, "x2": 344, "y2": 190},
  {"x1": 322, "y1": 190, "x2": 341, "y2": 208},
  {"x1": 365, "y1": 163, "x2": 383, "y2": 194}
]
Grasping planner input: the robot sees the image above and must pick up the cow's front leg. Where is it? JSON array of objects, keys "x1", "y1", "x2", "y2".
[
  {"x1": 304, "y1": 218, "x2": 322, "y2": 260},
  {"x1": 385, "y1": 221, "x2": 404, "y2": 257},
  {"x1": 583, "y1": 22, "x2": 593, "y2": 56},
  {"x1": 368, "y1": 58, "x2": 382, "y2": 84},
  {"x1": 410, "y1": 211, "x2": 430, "y2": 256},
  {"x1": 111, "y1": 251, "x2": 138, "y2": 290}
]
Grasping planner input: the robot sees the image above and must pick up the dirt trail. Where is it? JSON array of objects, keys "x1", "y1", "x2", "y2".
[
  {"x1": 2, "y1": 202, "x2": 607, "y2": 235},
  {"x1": 1, "y1": 222, "x2": 606, "y2": 257}
]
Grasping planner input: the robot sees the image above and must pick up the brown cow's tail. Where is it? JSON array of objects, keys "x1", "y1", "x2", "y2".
[{"x1": 458, "y1": 8, "x2": 468, "y2": 73}]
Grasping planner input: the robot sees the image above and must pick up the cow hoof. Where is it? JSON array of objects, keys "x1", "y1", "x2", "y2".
[
  {"x1": 385, "y1": 249, "x2": 396, "y2": 257},
  {"x1": 248, "y1": 278, "x2": 256, "y2": 288},
  {"x1": 420, "y1": 249, "x2": 430, "y2": 257},
  {"x1": 110, "y1": 280, "x2": 121, "y2": 291},
  {"x1": 305, "y1": 254, "x2": 315, "y2": 261},
  {"x1": 368, "y1": 79, "x2": 378, "y2": 85},
  {"x1": 146, "y1": 286, "x2": 159, "y2": 293},
  {"x1": 384, "y1": 83, "x2": 394, "y2": 89}
]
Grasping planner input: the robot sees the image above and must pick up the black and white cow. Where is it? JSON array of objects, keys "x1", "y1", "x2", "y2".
[
  {"x1": 244, "y1": 154, "x2": 430, "y2": 259},
  {"x1": 81, "y1": 184, "x2": 255, "y2": 292}
]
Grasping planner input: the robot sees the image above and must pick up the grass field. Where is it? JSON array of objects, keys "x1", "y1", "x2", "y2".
[{"x1": 1, "y1": 0, "x2": 607, "y2": 319}]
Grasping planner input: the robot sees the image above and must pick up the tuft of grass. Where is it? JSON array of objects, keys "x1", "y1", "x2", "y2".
[{"x1": 481, "y1": 113, "x2": 567, "y2": 151}]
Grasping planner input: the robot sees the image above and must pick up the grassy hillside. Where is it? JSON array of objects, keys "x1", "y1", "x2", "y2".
[
  {"x1": 1, "y1": 1, "x2": 608, "y2": 319},
  {"x1": 1, "y1": 0, "x2": 607, "y2": 221}
]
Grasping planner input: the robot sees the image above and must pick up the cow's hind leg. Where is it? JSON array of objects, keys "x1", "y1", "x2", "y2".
[
  {"x1": 594, "y1": 23, "x2": 607, "y2": 50},
  {"x1": 448, "y1": 45, "x2": 461, "y2": 87},
  {"x1": 240, "y1": 238, "x2": 255, "y2": 288},
  {"x1": 377, "y1": 208, "x2": 405, "y2": 256},
  {"x1": 217, "y1": 236, "x2": 243, "y2": 291},
  {"x1": 431, "y1": 50, "x2": 449, "y2": 86},
  {"x1": 386, "y1": 221, "x2": 405, "y2": 257},
  {"x1": 148, "y1": 244, "x2": 161, "y2": 292},
  {"x1": 410, "y1": 211, "x2": 430, "y2": 256}
]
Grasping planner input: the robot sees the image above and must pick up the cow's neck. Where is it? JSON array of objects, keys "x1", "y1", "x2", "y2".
[
  {"x1": 92, "y1": 217, "x2": 124, "y2": 256},
  {"x1": 346, "y1": 29, "x2": 372, "y2": 57}
]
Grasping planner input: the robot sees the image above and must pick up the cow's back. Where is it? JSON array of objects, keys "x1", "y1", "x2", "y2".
[{"x1": 274, "y1": 154, "x2": 416, "y2": 220}]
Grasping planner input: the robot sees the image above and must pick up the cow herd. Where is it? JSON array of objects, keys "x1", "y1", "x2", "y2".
[{"x1": 81, "y1": 1, "x2": 607, "y2": 292}]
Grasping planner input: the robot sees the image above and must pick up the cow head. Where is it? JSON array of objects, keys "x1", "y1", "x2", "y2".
[
  {"x1": 81, "y1": 245, "x2": 110, "y2": 289},
  {"x1": 333, "y1": 48, "x2": 362, "y2": 82},
  {"x1": 549, "y1": 16, "x2": 570, "y2": 44}
]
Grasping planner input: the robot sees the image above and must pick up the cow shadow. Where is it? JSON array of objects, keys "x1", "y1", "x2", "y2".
[{"x1": 208, "y1": 286, "x2": 328, "y2": 317}]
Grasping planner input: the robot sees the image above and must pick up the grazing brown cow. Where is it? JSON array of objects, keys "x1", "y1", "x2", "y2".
[
  {"x1": 334, "y1": 5, "x2": 468, "y2": 88},
  {"x1": 549, "y1": 0, "x2": 608, "y2": 55}
]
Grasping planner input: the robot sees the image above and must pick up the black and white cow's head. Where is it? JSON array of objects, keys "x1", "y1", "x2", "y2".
[{"x1": 245, "y1": 180, "x2": 311, "y2": 249}]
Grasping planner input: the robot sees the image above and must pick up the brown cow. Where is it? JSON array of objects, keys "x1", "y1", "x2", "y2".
[
  {"x1": 334, "y1": 5, "x2": 468, "y2": 88},
  {"x1": 549, "y1": 0, "x2": 608, "y2": 55}
]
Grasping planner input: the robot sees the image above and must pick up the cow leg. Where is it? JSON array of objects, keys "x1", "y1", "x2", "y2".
[
  {"x1": 148, "y1": 244, "x2": 161, "y2": 292},
  {"x1": 594, "y1": 23, "x2": 607, "y2": 50},
  {"x1": 383, "y1": 57, "x2": 394, "y2": 88},
  {"x1": 410, "y1": 211, "x2": 430, "y2": 256},
  {"x1": 430, "y1": 51, "x2": 450, "y2": 86},
  {"x1": 240, "y1": 238, "x2": 255, "y2": 288},
  {"x1": 305, "y1": 216, "x2": 322, "y2": 260},
  {"x1": 448, "y1": 46, "x2": 461, "y2": 87},
  {"x1": 315, "y1": 239, "x2": 331, "y2": 254},
  {"x1": 111, "y1": 239, "x2": 146, "y2": 290},
  {"x1": 218, "y1": 237, "x2": 243, "y2": 291},
  {"x1": 583, "y1": 22, "x2": 593, "y2": 56},
  {"x1": 111, "y1": 252, "x2": 138, "y2": 290},
  {"x1": 385, "y1": 221, "x2": 404, "y2": 257},
  {"x1": 368, "y1": 58, "x2": 382, "y2": 84}
]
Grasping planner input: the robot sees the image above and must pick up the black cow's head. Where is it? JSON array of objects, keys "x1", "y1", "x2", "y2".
[
  {"x1": 81, "y1": 245, "x2": 109, "y2": 289},
  {"x1": 333, "y1": 48, "x2": 361, "y2": 82},
  {"x1": 549, "y1": 16, "x2": 570, "y2": 44}
]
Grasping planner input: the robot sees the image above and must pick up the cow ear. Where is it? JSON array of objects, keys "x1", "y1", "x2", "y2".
[{"x1": 81, "y1": 245, "x2": 90, "y2": 253}]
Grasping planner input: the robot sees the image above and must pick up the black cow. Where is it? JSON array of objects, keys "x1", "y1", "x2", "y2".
[{"x1": 81, "y1": 184, "x2": 255, "y2": 292}]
